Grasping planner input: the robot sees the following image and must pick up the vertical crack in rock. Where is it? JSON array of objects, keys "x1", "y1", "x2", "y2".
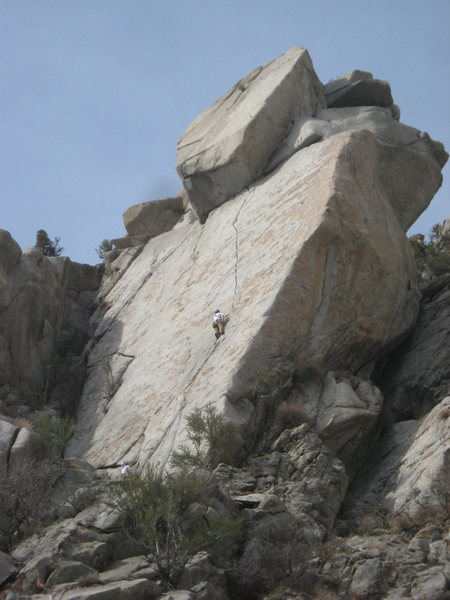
[
  {"x1": 150, "y1": 341, "x2": 221, "y2": 468},
  {"x1": 190, "y1": 224, "x2": 206, "y2": 263},
  {"x1": 231, "y1": 193, "x2": 250, "y2": 310}
]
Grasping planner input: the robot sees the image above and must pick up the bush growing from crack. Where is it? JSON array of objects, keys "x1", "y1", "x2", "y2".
[
  {"x1": 34, "y1": 229, "x2": 64, "y2": 257},
  {"x1": 410, "y1": 222, "x2": 450, "y2": 283},
  {"x1": 95, "y1": 239, "x2": 113, "y2": 261},
  {"x1": 252, "y1": 365, "x2": 293, "y2": 397},
  {"x1": 171, "y1": 403, "x2": 242, "y2": 470},
  {"x1": 110, "y1": 465, "x2": 241, "y2": 588},
  {"x1": 33, "y1": 414, "x2": 77, "y2": 459}
]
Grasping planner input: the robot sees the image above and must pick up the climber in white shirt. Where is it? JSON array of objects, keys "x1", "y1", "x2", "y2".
[
  {"x1": 121, "y1": 461, "x2": 131, "y2": 475},
  {"x1": 213, "y1": 309, "x2": 227, "y2": 339}
]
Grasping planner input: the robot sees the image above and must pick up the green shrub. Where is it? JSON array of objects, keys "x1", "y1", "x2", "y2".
[
  {"x1": 427, "y1": 252, "x2": 450, "y2": 276},
  {"x1": 111, "y1": 466, "x2": 241, "y2": 587},
  {"x1": 252, "y1": 365, "x2": 293, "y2": 397},
  {"x1": 410, "y1": 238, "x2": 427, "y2": 271},
  {"x1": 33, "y1": 414, "x2": 77, "y2": 459},
  {"x1": 171, "y1": 404, "x2": 242, "y2": 470},
  {"x1": 410, "y1": 222, "x2": 450, "y2": 281},
  {"x1": 95, "y1": 239, "x2": 113, "y2": 260}
]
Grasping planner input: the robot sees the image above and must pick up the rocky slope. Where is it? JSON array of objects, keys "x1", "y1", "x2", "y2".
[{"x1": 0, "y1": 46, "x2": 448, "y2": 600}]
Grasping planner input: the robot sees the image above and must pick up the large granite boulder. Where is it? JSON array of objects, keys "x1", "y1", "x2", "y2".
[
  {"x1": 67, "y1": 129, "x2": 421, "y2": 469},
  {"x1": 45, "y1": 559, "x2": 96, "y2": 587},
  {"x1": 123, "y1": 196, "x2": 184, "y2": 238},
  {"x1": 309, "y1": 372, "x2": 384, "y2": 470},
  {"x1": 265, "y1": 106, "x2": 447, "y2": 230},
  {"x1": 176, "y1": 46, "x2": 326, "y2": 222},
  {"x1": 110, "y1": 196, "x2": 186, "y2": 252}
]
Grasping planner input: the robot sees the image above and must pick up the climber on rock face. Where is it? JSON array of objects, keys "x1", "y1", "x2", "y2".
[
  {"x1": 121, "y1": 461, "x2": 131, "y2": 475},
  {"x1": 213, "y1": 309, "x2": 227, "y2": 339}
]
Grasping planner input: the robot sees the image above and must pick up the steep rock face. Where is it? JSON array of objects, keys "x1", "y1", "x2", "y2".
[
  {"x1": 0, "y1": 238, "x2": 101, "y2": 417},
  {"x1": 68, "y1": 129, "x2": 420, "y2": 468},
  {"x1": 2, "y1": 47, "x2": 449, "y2": 600},
  {"x1": 176, "y1": 46, "x2": 325, "y2": 222},
  {"x1": 0, "y1": 231, "x2": 21, "y2": 288},
  {"x1": 347, "y1": 395, "x2": 450, "y2": 522},
  {"x1": 375, "y1": 273, "x2": 450, "y2": 418}
]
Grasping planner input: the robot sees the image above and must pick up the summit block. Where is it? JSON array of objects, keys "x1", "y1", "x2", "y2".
[{"x1": 176, "y1": 46, "x2": 325, "y2": 222}]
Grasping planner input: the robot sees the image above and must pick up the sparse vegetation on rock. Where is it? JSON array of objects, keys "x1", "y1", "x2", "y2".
[
  {"x1": 110, "y1": 466, "x2": 241, "y2": 588},
  {"x1": 252, "y1": 366, "x2": 293, "y2": 398},
  {"x1": 95, "y1": 239, "x2": 113, "y2": 261},
  {"x1": 410, "y1": 221, "x2": 450, "y2": 285},
  {"x1": 34, "y1": 229, "x2": 63, "y2": 257},
  {"x1": 33, "y1": 414, "x2": 77, "y2": 459},
  {"x1": 171, "y1": 404, "x2": 242, "y2": 470}
]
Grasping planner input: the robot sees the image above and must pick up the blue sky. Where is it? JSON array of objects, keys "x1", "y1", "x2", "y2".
[{"x1": 1, "y1": 0, "x2": 449, "y2": 265}]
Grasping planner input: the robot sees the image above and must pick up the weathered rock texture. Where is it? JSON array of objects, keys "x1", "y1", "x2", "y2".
[
  {"x1": 68, "y1": 128, "x2": 423, "y2": 469},
  {"x1": 347, "y1": 395, "x2": 450, "y2": 521},
  {"x1": 64, "y1": 47, "x2": 448, "y2": 474},
  {"x1": 265, "y1": 106, "x2": 446, "y2": 231},
  {"x1": 0, "y1": 237, "x2": 100, "y2": 419},
  {"x1": 176, "y1": 46, "x2": 325, "y2": 222}
]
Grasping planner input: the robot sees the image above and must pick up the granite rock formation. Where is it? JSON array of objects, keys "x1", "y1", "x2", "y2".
[
  {"x1": 65, "y1": 43, "x2": 449, "y2": 470},
  {"x1": 176, "y1": 46, "x2": 325, "y2": 222},
  {"x1": 0, "y1": 238, "x2": 100, "y2": 419},
  {"x1": 67, "y1": 128, "x2": 422, "y2": 470},
  {"x1": 0, "y1": 46, "x2": 449, "y2": 600}
]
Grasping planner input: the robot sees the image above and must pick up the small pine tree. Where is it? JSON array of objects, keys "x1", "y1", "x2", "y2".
[
  {"x1": 429, "y1": 223, "x2": 443, "y2": 244},
  {"x1": 35, "y1": 229, "x2": 63, "y2": 256},
  {"x1": 410, "y1": 222, "x2": 450, "y2": 283},
  {"x1": 95, "y1": 239, "x2": 113, "y2": 260}
]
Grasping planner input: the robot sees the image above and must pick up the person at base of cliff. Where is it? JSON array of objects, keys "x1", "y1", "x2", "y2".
[
  {"x1": 121, "y1": 461, "x2": 131, "y2": 475},
  {"x1": 213, "y1": 308, "x2": 227, "y2": 339}
]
